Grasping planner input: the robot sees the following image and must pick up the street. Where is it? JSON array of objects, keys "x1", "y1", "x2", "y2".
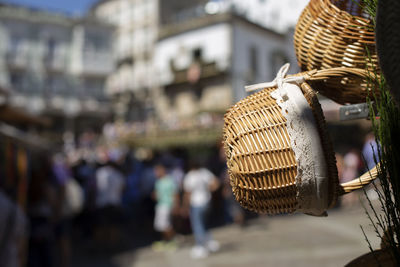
[{"x1": 107, "y1": 202, "x2": 380, "y2": 267}]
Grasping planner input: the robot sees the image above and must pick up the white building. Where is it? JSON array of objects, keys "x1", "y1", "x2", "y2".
[
  {"x1": 91, "y1": 0, "x2": 307, "y2": 124},
  {"x1": 91, "y1": 0, "x2": 159, "y2": 121},
  {"x1": 0, "y1": 3, "x2": 115, "y2": 133},
  {"x1": 163, "y1": 0, "x2": 309, "y2": 33},
  {"x1": 205, "y1": 0, "x2": 309, "y2": 33},
  {"x1": 154, "y1": 13, "x2": 298, "y2": 130}
]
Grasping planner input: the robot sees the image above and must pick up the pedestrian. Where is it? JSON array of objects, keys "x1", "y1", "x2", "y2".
[
  {"x1": 183, "y1": 160, "x2": 220, "y2": 259},
  {"x1": 0, "y1": 189, "x2": 27, "y2": 267},
  {"x1": 341, "y1": 149, "x2": 362, "y2": 208},
  {"x1": 94, "y1": 150, "x2": 125, "y2": 248},
  {"x1": 152, "y1": 163, "x2": 178, "y2": 251},
  {"x1": 221, "y1": 169, "x2": 244, "y2": 226},
  {"x1": 362, "y1": 133, "x2": 379, "y2": 171}
]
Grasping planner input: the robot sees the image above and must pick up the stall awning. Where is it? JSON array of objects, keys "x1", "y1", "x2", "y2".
[
  {"x1": 0, "y1": 123, "x2": 51, "y2": 151},
  {"x1": 0, "y1": 105, "x2": 50, "y2": 126},
  {"x1": 124, "y1": 127, "x2": 222, "y2": 149}
]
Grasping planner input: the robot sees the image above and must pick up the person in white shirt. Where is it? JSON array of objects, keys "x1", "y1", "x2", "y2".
[
  {"x1": 183, "y1": 161, "x2": 220, "y2": 259},
  {"x1": 95, "y1": 164, "x2": 125, "y2": 209},
  {"x1": 94, "y1": 159, "x2": 125, "y2": 247}
]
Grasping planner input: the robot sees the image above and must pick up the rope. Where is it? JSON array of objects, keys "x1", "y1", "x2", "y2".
[{"x1": 245, "y1": 64, "x2": 305, "y2": 93}]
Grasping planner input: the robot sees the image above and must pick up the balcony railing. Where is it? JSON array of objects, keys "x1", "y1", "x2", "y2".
[
  {"x1": 82, "y1": 51, "x2": 114, "y2": 75},
  {"x1": 44, "y1": 52, "x2": 66, "y2": 72},
  {"x1": 6, "y1": 51, "x2": 27, "y2": 69}
]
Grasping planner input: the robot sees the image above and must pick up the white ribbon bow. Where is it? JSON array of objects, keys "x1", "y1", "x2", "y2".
[{"x1": 245, "y1": 63, "x2": 305, "y2": 92}]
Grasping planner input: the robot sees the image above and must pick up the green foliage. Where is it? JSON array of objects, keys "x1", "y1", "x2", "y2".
[
  {"x1": 364, "y1": 76, "x2": 400, "y2": 263},
  {"x1": 359, "y1": 0, "x2": 400, "y2": 262},
  {"x1": 361, "y1": 0, "x2": 378, "y2": 24}
]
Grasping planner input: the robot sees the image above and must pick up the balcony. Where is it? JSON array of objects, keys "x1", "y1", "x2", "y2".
[
  {"x1": 170, "y1": 61, "x2": 226, "y2": 86},
  {"x1": 124, "y1": 124, "x2": 222, "y2": 149},
  {"x1": 44, "y1": 52, "x2": 66, "y2": 73},
  {"x1": 81, "y1": 51, "x2": 114, "y2": 76},
  {"x1": 6, "y1": 51, "x2": 27, "y2": 70},
  {"x1": 116, "y1": 56, "x2": 133, "y2": 68}
]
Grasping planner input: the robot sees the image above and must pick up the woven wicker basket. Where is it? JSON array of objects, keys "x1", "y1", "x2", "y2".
[
  {"x1": 294, "y1": 0, "x2": 378, "y2": 104},
  {"x1": 223, "y1": 67, "x2": 378, "y2": 215}
]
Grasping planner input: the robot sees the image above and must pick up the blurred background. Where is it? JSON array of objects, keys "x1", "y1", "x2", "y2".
[{"x1": 0, "y1": 0, "x2": 379, "y2": 266}]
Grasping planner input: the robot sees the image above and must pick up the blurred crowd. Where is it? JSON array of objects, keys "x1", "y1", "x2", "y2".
[
  {"x1": 0, "y1": 127, "x2": 380, "y2": 267},
  {"x1": 336, "y1": 133, "x2": 379, "y2": 207},
  {"x1": 1, "y1": 125, "x2": 250, "y2": 267}
]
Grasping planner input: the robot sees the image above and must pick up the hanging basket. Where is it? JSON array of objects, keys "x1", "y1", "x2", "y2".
[
  {"x1": 223, "y1": 64, "x2": 379, "y2": 215},
  {"x1": 294, "y1": 0, "x2": 378, "y2": 104},
  {"x1": 302, "y1": 67, "x2": 378, "y2": 104}
]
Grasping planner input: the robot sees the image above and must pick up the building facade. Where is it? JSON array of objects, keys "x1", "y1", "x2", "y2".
[
  {"x1": 91, "y1": 0, "x2": 227, "y2": 122},
  {"x1": 0, "y1": 4, "x2": 115, "y2": 134},
  {"x1": 202, "y1": 0, "x2": 309, "y2": 33},
  {"x1": 153, "y1": 13, "x2": 298, "y2": 136},
  {"x1": 89, "y1": 0, "x2": 306, "y2": 147},
  {"x1": 91, "y1": 0, "x2": 159, "y2": 121}
]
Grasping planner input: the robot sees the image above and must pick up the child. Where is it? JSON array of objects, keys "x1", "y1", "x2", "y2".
[{"x1": 152, "y1": 163, "x2": 178, "y2": 250}]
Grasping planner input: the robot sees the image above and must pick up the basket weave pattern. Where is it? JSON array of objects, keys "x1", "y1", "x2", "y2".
[
  {"x1": 224, "y1": 86, "x2": 298, "y2": 214},
  {"x1": 223, "y1": 81, "x2": 338, "y2": 214},
  {"x1": 294, "y1": 0, "x2": 377, "y2": 104}
]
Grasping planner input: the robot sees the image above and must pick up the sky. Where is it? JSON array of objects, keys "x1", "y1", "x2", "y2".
[{"x1": 1, "y1": 0, "x2": 98, "y2": 15}]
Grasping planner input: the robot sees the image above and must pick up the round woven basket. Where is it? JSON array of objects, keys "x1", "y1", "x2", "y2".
[
  {"x1": 223, "y1": 67, "x2": 379, "y2": 215},
  {"x1": 294, "y1": 0, "x2": 378, "y2": 104}
]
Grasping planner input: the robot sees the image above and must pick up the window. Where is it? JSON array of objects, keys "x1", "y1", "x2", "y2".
[
  {"x1": 269, "y1": 50, "x2": 289, "y2": 80},
  {"x1": 10, "y1": 72, "x2": 23, "y2": 92},
  {"x1": 45, "y1": 38, "x2": 56, "y2": 66},
  {"x1": 47, "y1": 38, "x2": 56, "y2": 57},
  {"x1": 9, "y1": 36, "x2": 21, "y2": 53},
  {"x1": 249, "y1": 45, "x2": 259, "y2": 79},
  {"x1": 85, "y1": 32, "x2": 108, "y2": 52},
  {"x1": 193, "y1": 48, "x2": 202, "y2": 61},
  {"x1": 84, "y1": 78, "x2": 105, "y2": 99},
  {"x1": 7, "y1": 36, "x2": 22, "y2": 61},
  {"x1": 46, "y1": 75, "x2": 65, "y2": 95}
]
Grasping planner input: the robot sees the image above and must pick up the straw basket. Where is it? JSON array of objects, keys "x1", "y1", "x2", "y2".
[
  {"x1": 294, "y1": 0, "x2": 378, "y2": 104},
  {"x1": 223, "y1": 65, "x2": 379, "y2": 215}
]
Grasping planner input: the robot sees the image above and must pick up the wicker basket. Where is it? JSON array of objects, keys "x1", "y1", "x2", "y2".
[
  {"x1": 223, "y1": 66, "x2": 379, "y2": 215},
  {"x1": 294, "y1": 0, "x2": 378, "y2": 104}
]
